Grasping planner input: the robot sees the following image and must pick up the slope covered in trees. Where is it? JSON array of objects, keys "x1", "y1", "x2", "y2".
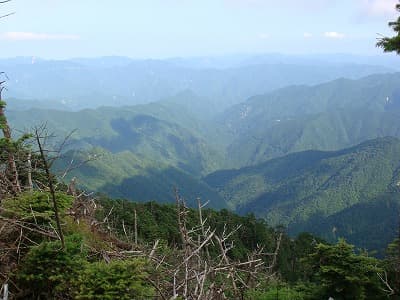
[
  {"x1": 54, "y1": 148, "x2": 226, "y2": 209},
  {"x1": 220, "y1": 73, "x2": 400, "y2": 166},
  {"x1": 8, "y1": 101, "x2": 226, "y2": 176},
  {"x1": 205, "y1": 137, "x2": 400, "y2": 253}
]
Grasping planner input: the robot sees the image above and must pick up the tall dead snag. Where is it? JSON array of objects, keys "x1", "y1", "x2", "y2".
[
  {"x1": 134, "y1": 208, "x2": 138, "y2": 245},
  {"x1": 34, "y1": 126, "x2": 65, "y2": 249},
  {"x1": 0, "y1": 76, "x2": 21, "y2": 197},
  {"x1": 1, "y1": 283, "x2": 8, "y2": 300}
]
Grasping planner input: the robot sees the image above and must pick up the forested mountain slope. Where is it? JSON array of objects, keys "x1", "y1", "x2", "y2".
[
  {"x1": 219, "y1": 72, "x2": 400, "y2": 166},
  {"x1": 205, "y1": 137, "x2": 400, "y2": 252},
  {"x1": 7, "y1": 93, "x2": 230, "y2": 209},
  {"x1": 8, "y1": 98, "x2": 226, "y2": 176},
  {"x1": 54, "y1": 148, "x2": 226, "y2": 209}
]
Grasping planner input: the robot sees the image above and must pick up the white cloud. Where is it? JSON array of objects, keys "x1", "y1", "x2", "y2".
[
  {"x1": 324, "y1": 31, "x2": 345, "y2": 39},
  {"x1": 360, "y1": 0, "x2": 397, "y2": 17},
  {"x1": 258, "y1": 33, "x2": 269, "y2": 40},
  {"x1": 303, "y1": 32, "x2": 313, "y2": 38},
  {"x1": 0, "y1": 32, "x2": 80, "y2": 41}
]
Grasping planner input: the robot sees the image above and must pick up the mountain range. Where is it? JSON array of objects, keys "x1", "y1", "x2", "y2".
[
  {"x1": 5, "y1": 56, "x2": 400, "y2": 252},
  {"x1": 1, "y1": 55, "x2": 395, "y2": 111}
]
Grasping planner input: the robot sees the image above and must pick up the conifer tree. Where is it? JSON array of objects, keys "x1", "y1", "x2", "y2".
[{"x1": 377, "y1": 1, "x2": 400, "y2": 53}]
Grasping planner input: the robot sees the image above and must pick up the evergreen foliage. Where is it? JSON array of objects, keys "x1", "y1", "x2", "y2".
[
  {"x1": 377, "y1": 1, "x2": 400, "y2": 54},
  {"x1": 307, "y1": 239, "x2": 385, "y2": 299},
  {"x1": 74, "y1": 259, "x2": 155, "y2": 300},
  {"x1": 16, "y1": 234, "x2": 87, "y2": 299},
  {"x1": 383, "y1": 238, "x2": 400, "y2": 297},
  {"x1": 97, "y1": 197, "x2": 278, "y2": 261},
  {"x1": 245, "y1": 282, "x2": 317, "y2": 300},
  {"x1": 3, "y1": 191, "x2": 73, "y2": 224}
]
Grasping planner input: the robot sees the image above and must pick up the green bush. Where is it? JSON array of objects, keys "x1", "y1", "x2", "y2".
[
  {"x1": 75, "y1": 258, "x2": 155, "y2": 299},
  {"x1": 2, "y1": 191, "x2": 73, "y2": 225},
  {"x1": 307, "y1": 239, "x2": 385, "y2": 300},
  {"x1": 245, "y1": 282, "x2": 319, "y2": 300},
  {"x1": 16, "y1": 234, "x2": 87, "y2": 299}
]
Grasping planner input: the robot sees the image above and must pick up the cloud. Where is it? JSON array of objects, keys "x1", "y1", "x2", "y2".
[
  {"x1": 258, "y1": 33, "x2": 269, "y2": 40},
  {"x1": 303, "y1": 32, "x2": 313, "y2": 38},
  {"x1": 0, "y1": 32, "x2": 80, "y2": 41},
  {"x1": 324, "y1": 31, "x2": 345, "y2": 39},
  {"x1": 358, "y1": 0, "x2": 397, "y2": 17}
]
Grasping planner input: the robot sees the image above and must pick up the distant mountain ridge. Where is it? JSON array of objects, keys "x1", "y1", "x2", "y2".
[
  {"x1": 219, "y1": 72, "x2": 400, "y2": 167},
  {"x1": 0, "y1": 55, "x2": 394, "y2": 111}
]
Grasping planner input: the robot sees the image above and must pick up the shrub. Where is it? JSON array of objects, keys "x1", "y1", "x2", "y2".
[
  {"x1": 16, "y1": 234, "x2": 87, "y2": 299},
  {"x1": 245, "y1": 282, "x2": 320, "y2": 300},
  {"x1": 307, "y1": 239, "x2": 385, "y2": 300},
  {"x1": 75, "y1": 258, "x2": 155, "y2": 300},
  {"x1": 2, "y1": 191, "x2": 73, "y2": 225}
]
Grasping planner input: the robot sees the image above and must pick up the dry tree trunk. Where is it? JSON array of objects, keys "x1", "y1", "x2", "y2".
[
  {"x1": 1, "y1": 283, "x2": 8, "y2": 300},
  {"x1": 134, "y1": 209, "x2": 138, "y2": 245},
  {"x1": 26, "y1": 151, "x2": 33, "y2": 191},
  {"x1": 34, "y1": 127, "x2": 65, "y2": 249}
]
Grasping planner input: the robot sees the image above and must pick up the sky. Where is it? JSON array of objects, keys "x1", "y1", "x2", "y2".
[{"x1": 0, "y1": 0, "x2": 399, "y2": 59}]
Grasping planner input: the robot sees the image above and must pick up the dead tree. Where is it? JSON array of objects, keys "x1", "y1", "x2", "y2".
[
  {"x1": 1, "y1": 283, "x2": 8, "y2": 300},
  {"x1": 30, "y1": 125, "x2": 99, "y2": 249},
  {"x1": 143, "y1": 190, "x2": 282, "y2": 300},
  {"x1": 33, "y1": 126, "x2": 65, "y2": 249},
  {"x1": 100, "y1": 189, "x2": 282, "y2": 299}
]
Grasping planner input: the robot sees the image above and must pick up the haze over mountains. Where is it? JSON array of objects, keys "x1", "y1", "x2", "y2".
[
  {"x1": 5, "y1": 53, "x2": 400, "y2": 252},
  {"x1": 2, "y1": 54, "x2": 398, "y2": 111}
]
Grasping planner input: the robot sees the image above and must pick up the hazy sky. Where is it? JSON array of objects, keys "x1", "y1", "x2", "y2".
[{"x1": 0, "y1": 0, "x2": 399, "y2": 59}]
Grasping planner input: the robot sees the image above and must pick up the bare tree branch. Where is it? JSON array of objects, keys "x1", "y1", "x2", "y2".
[{"x1": 34, "y1": 126, "x2": 65, "y2": 249}]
